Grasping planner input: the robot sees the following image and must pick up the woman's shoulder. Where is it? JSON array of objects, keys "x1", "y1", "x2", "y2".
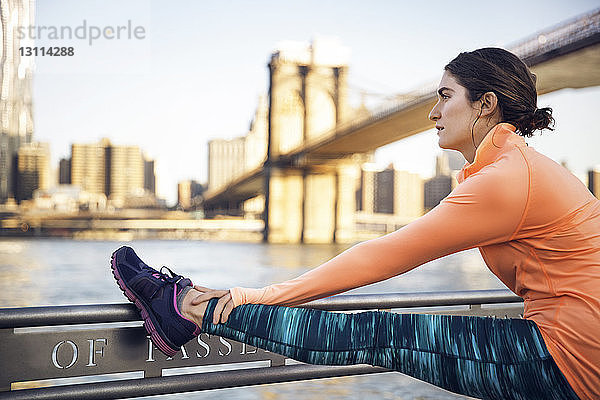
[
  {"x1": 519, "y1": 146, "x2": 593, "y2": 201},
  {"x1": 449, "y1": 151, "x2": 529, "y2": 211},
  {"x1": 507, "y1": 145, "x2": 598, "y2": 225}
]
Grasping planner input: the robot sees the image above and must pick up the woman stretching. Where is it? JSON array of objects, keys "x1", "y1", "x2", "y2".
[{"x1": 111, "y1": 48, "x2": 599, "y2": 400}]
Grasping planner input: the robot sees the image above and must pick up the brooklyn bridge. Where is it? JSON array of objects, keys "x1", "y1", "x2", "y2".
[{"x1": 203, "y1": 10, "x2": 600, "y2": 243}]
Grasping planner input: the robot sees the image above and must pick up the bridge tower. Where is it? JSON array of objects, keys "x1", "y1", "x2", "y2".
[{"x1": 264, "y1": 39, "x2": 360, "y2": 243}]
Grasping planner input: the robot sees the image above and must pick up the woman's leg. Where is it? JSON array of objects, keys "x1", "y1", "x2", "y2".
[{"x1": 199, "y1": 299, "x2": 579, "y2": 400}]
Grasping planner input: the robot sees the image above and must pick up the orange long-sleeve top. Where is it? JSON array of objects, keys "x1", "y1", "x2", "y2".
[{"x1": 230, "y1": 123, "x2": 600, "y2": 400}]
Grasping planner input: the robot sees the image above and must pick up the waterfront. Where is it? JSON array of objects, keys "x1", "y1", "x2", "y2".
[{"x1": 0, "y1": 238, "x2": 509, "y2": 399}]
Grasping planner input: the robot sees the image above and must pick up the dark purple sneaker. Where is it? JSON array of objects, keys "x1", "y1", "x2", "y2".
[{"x1": 111, "y1": 246, "x2": 201, "y2": 356}]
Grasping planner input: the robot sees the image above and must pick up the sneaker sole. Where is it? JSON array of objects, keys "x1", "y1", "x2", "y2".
[{"x1": 110, "y1": 249, "x2": 179, "y2": 357}]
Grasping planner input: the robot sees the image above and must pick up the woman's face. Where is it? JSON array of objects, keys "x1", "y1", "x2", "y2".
[{"x1": 429, "y1": 71, "x2": 480, "y2": 156}]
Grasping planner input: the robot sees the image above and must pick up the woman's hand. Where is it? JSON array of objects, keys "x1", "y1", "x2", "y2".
[{"x1": 191, "y1": 286, "x2": 234, "y2": 324}]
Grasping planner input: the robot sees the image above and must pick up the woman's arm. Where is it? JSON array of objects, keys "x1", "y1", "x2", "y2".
[{"x1": 195, "y1": 160, "x2": 529, "y2": 321}]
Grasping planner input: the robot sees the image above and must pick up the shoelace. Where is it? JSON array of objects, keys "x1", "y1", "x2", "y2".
[{"x1": 148, "y1": 266, "x2": 184, "y2": 299}]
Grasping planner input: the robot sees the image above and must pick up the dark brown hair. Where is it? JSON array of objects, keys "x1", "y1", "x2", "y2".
[{"x1": 445, "y1": 47, "x2": 554, "y2": 137}]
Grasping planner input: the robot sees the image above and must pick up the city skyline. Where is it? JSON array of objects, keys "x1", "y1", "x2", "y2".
[{"x1": 31, "y1": 1, "x2": 600, "y2": 205}]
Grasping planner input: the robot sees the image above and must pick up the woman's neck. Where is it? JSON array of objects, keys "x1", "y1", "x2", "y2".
[{"x1": 462, "y1": 118, "x2": 502, "y2": 164}]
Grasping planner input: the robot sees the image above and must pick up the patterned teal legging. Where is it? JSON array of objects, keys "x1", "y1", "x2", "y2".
[{"x1": 201, "y1": 299, "x2": 579, "y2": 400}]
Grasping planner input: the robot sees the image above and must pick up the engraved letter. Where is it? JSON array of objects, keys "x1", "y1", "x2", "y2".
[
  {"x1": 218, "y1": 337, "x2": 232, "y2": 356},
  {"x1": 146, "y1": 336, "x2": 155, "y2": 362},
  {"x1": 52, "y1": 340, "x2": 78, "y2": 369},
  {"x1": 240, "y1": 342, "x2": 257, "y2": 355},
  {"x1": 196, "y1": 333, "x2": 210, "y2": 358},
  {"x1": 180, "y1": 344, "x2": 190, "y2": 360},
  {"x1": 87, "y1": 338, "x2": 107, "y2": 367}
]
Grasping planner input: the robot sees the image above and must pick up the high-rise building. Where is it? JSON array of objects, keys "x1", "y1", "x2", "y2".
[
  {"x1": 15, "y1": 142, "x2": 50, "y2": 202},
  {"x1": 71, "y1": 139, "x2": 109, "y2": 194},
  {"x1": 355, "y1": 163, "x2": 377, "y2": 213},
  {"x1": 107, "y1": 144, "x2": 144, "y2": 203},
  {"x1": 177, "y1": 180, "x2": 205, "y2": 210},
  {"x1": 435, "y1": 152, "x2": 451, "y2": 176},
  {"x1": 424, "y1": 175, "x2": 453, "y2": 211},
  {"x1": 445, "y1": 150, "x2": 465, "y2": 171},
  {"x1": 144, "y1": 158, "x2": 156, "y2": 195},
  {"x1": 59, "y1": 158, "x2": 71, "y2": 184},
  {"x1": 394, "y1": 169, "x2": 424, "y2": 219},
  {"x1": 190, "y1": 180, "x2": 204, "y2": 199},
  {"x1": 374, "y1": 167, "x2": 394, "y2": 214},
  {"x1": 177, "y1": 180, "x2": 192, "y2": 210},
  {"x1": 424, "y1": 152, "x2": 458, "y2": 211},
  {"x1": 245, "y1": 95, "x2": 268, "y2": 172},
  {"x1": 0, "y1": 1, "x2": 35, "y2": 203},
  {"x1": 589, "y1": 168, "x2": 600, "y2": 199},
  {"x1": 70, "y1": 138, "x2": 150, "y2": 206},
  {"x1": 357, "y1": 163, "x2": 424, "y2": 218},
  {"x1": 208, "y1": 137, "x2": 246, "y2": 191}
]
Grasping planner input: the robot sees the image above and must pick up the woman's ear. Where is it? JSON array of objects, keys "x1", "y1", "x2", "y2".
[{"x1": 479, "y1": 91, "x2": 500, "y2": 118}]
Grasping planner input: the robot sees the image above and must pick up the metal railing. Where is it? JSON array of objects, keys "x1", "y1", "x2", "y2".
[{"x1": 0, "y1": 289, "x2": 523, "y2": 400}]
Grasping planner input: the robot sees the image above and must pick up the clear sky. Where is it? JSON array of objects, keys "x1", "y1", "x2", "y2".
[{"x1": 32, "y1": 0, "x2": 600, "y2": 205}]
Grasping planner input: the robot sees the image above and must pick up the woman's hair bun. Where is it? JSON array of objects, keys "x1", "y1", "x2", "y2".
[{"x1": 513, "y1": 107, "x2": 555, "y2": 137}]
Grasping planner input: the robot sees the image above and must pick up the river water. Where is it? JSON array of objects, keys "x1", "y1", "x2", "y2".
[{"x1": 0, "y1": 238, "x2": 509, "y2": 399}]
